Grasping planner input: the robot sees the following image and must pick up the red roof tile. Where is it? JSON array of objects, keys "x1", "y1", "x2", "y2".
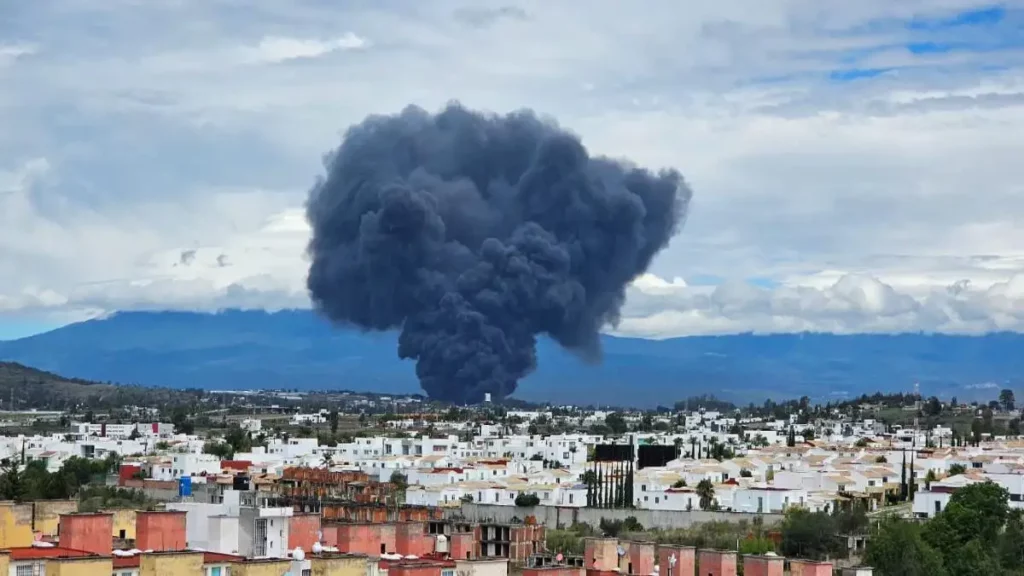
[{"x1": 6, "y1": 547, "x2": 94, "y2": 560}]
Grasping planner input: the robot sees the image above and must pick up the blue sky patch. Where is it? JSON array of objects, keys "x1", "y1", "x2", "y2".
[{"x1": 907, "y1": 6, "x2": 1006, "y2": 31}]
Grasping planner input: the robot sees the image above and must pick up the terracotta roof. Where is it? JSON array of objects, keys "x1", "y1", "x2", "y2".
[{"x1": 7, "y1": 547, "x2": 94, "y2": 560}]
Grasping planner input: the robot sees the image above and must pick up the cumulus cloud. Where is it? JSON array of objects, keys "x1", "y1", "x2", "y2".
[
  {"x1": 618, "y1": 272, "x2": 1024, "y2": 338},
  {"x1": 1, "y1": 1, "x2": 1024, "y2": 339},
  {"x1": 245, "y1": 34, "x2": 369, "y2": 64}
]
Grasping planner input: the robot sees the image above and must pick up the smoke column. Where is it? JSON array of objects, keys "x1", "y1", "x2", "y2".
[{"x1": 306, "y1": 103, "x2": 692, "y2": 403}]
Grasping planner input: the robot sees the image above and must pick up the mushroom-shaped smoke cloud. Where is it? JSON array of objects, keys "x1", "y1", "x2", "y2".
[{"x1": 306, "y1": 103, "x2": 692, "y2": 403}]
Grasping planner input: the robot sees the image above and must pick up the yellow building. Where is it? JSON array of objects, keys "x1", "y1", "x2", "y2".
[
  {"x1": 0, "y1": 503, "x2": 34, "y2": 548},
  {"x1": 110, "y1": 508, "x2": 138, "y2": 540},
  {"x1": 310, "y1": 554, "x2": 369, "y2": 576},
  {"x1": 32, "y1": 500, "x2": 79, "y2": 538},
  {"x1": 230, "y1": 558, "x2": 293, "y2": 576},
  {"x1": 139, "y1": 551, "x2": 205, "y2": 575},
  {"x1": 47, "y1": 556, "x2": 114, "y2": 576}
]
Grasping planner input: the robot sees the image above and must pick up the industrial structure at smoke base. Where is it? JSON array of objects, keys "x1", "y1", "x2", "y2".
[{"x1": 305, "y1": 103, "x2": 691, "y2": 404}]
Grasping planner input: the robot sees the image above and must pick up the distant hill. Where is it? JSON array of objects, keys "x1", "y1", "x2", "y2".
[
  {"x1": 1, "y1": 310, "x2": 1022, "y2": 407},
  {"x1": 0, "y1": 360, "x2": 204, "y2": 412},
  {"x1": 0, "y1": 361, "x2": 119, "y2": 410}
]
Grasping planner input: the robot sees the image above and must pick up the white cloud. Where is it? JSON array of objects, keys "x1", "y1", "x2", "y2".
[
  {"x1": 1, "y1": 0, "x2": 1024, "y2": 337},
  {"x1": 617, "y1": 271, "x2": 1024, "y2": 338},
  {"x1": 0, "y1": 44, "x2": 36, "y2": 65},
  {"x1": 245, "y1": 34, "x2": 368, "y2": 64}
]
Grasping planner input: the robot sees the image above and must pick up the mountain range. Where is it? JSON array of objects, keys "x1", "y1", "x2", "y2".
[{"x1": 0, "y1": 309, "x2": 1021, "y2": 407}]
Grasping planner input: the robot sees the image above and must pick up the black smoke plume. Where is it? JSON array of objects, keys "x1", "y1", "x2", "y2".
[{"x1": 306, "y1": 103, "x2": 692, "y2": 403}]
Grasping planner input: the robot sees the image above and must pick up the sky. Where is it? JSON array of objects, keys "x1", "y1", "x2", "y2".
[{"x1": 1, "y1": 0, "x2": 1024, "y2": 340}]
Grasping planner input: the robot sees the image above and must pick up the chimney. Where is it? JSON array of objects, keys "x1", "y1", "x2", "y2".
[
  {"x1": 59, "y1": 513, "x2": 113, "y2": 555},
  {"x1": 135, "y1": 510, "x2": 186, "y2": 551}
]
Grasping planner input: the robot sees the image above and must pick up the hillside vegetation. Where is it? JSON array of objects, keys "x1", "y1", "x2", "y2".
[{"x1": 0, "y1": 361, "x2": 196, "y2": 411}]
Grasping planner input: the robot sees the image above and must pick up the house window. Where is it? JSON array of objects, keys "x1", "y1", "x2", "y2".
[
  {"x1": 302, "y1": 570, "x2": 312, "y2": 576},
  {"x1": 210, "y1": 567, "x2": 222, "y2": 576},
  {"x1": 16, "y1": 566, "x2": 32, "y2": 576}
]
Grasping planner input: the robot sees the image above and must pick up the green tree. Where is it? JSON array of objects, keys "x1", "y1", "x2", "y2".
[
  {"x1": 779, "y1": 508, "x2": 844, "y2": 561},
  {"x1": 514, "y1": 493, "x2": 540, "y2": 507},
  {"x1": 948, "y1": 463, "x2": 967, "y2": 476},
  {"x1": 223, "y1": 425, "x2": 252, "y2": 454},
  {"x1": 923, "y1": 481, "x2": 1010, "y2": 570},
  {"x1": 389, "y1": 470, "x2": 408, "y2": 505},
  {"x1": 329, "y1": 410, "x2": 339, "y2": 434},
  {"x1": 865, "y1": 519, "x2": 947, "y2": 576},
  {"x1": 999, "y1": 509, "x2": 1024, "y2": 571},
  {"x1": 696, "y1": 479, "x2": 715, "y2": 510},
  {"x1": 1000, "y1": 389, "x2": 1016, "y2": 412},
  {"x1": 202, "y1": 440, "x2": 233, "y2": 460},
  {"x1": 604, "y1": 413, "x2": 628, "y2": 435},
  {"x1": 0, "y1": 460, "x2": 24, "y2": 500}
]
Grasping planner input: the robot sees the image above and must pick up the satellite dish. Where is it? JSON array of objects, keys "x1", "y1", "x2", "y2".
[
  {"x1": 555, "y1": 553, "x2": 564, "y2": 562},
  {"x1": 293, "y1": 547, "x2": 305, "y2": 561},
  {"x1": 312, "y1": 542, "x2": 323, "y2": 554},
  {"x1": 616, "y1": 546, "x2": 626, "y2": 557},
  {"x1": 668, "y1": 554, "x2": 677, "y2": 567}
]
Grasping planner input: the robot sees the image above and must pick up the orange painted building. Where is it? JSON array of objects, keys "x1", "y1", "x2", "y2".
[
  {"x1": 384, "y1": 558, "x2": 456, "y2": 576},
  {"x1": 624, "y1": 541, "x2": 655, "y2": 576},
  {"x1": 742, "y1": 555, "x2": 783, "y2": 576},
  {"x1": 59, "y1": 513, "x2": 113, "y2": 556},
  {"x1": 289, "y1": 514, "x2": 322, "y2": 552},
  {"x1": 657, "y1": 545, "x2": 695, "y2": 576},
  {"x1": 789, "y1": 559, "x2": 833, "y2": 576},
  {"x1": 135, "y1": 510, "x2": 187, "y2": 552},
  {"x1": 450, "y1": 532, "x2": 475, "y2": 561},
  {"x1": 696, "y1": 550, "x2": 737, "y2": 576},
  {"x1": 333, "y1": 523, "x2": 397, "y2": 556},
  {"x1": 396, "y1": 523, "x2": 434, "y2": 557}
]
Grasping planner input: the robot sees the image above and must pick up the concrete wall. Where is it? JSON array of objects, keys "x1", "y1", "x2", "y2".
[
  {"x1": 46, "y1": 556, "x2": 113, "y2": 576},
  {"x1": 32, "y1": 500, "x2": 78, "y2": 538},
  {"x1": 210, "y1": 515, "x2": 241, "y2": 555},
  {"x1": 449, "y1": 503, "x2": 784, "y2": 530}
]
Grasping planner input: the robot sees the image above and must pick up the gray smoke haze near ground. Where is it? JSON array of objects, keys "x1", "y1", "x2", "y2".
[{"x1": 306, "y1": 103, "x2": 692, "y2": 403}]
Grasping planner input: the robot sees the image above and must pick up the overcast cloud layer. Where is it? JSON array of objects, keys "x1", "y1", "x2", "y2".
[{"x1": 2, "y1": 0, "x2": 1024, "y2": 339}]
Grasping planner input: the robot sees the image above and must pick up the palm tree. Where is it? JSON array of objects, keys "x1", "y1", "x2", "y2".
[
  {"x1": 321, "y1": 452, "x2": 333, "y2": 468},
  {"x1": 696, "y1": 479, "x2": 715, "y2": 510}
]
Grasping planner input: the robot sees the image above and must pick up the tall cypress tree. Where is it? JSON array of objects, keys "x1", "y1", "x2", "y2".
[{"x1": 900, "y1": 450, "x2": 908, "y2": 501}]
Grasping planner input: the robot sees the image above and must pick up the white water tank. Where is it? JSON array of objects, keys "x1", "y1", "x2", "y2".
[{"x1": 435, "y1": 534, "x2": 449, "y2": 554}]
